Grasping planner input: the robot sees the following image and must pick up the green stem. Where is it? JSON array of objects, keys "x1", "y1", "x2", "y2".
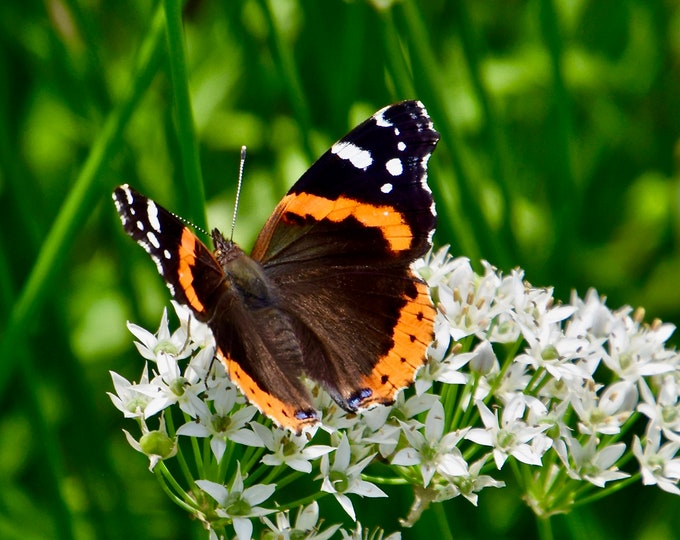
[
  {"x1": 274, "y1": 470, "x2": 305, "y2": 490},
  {"x1": 217, "y1": 439, "x2": 235, "y2": 483},
  {"x1": 241, "y1": 444, "x2": 267, "y2": 473},
  {"x1": 273, "y1": 492, "x2": 324, "y2": 514},
  {"x1": 442, "y1": 382, "x2": 460, "y2": 430},
  {"x1": 258, "y1": 0, "x2": 314, "y2": 163},
  {"x1": 396, "y1": 0, "x2": 503, "y2": 265},
  {"x1": 573, "y1": 473, "x2": 640, "y2": 507},
  {"x1": 526, "y1": 366, "x2": 548, "y2": 395},
  {"x1": 457, "y1": 375, "x2": 481, "y2": 429},
  {"x1": 433, "y1": 503, "x2": 455, "y2": 540},
  {"x1": 452, "y1": 0, "x2": 518, "y2": 261},
  {"x1": 164, "y1": 411, "x2": 197, "y2": 487},
  {"x1": 539, "y1": 0, "x2": 577, "y2": 278},
  {"x1": 163, "y1": 0, "x2": 207, "y2": 228},
  {"x1": 155, "y1": 463, "x2": 200, "y2": 513},
  {"x1": 0, "y1": 5, "x2": 166, "y2": 398},
  {"x1": 361, "y1": 474, "x2": 409, "y2": 486},
  {"x1": 19, "y1": 353, "x2": 77, "y2": 540},
  {"x1": 536, "y1": 515, "x2": 555, "y2": 540},
  {"x1": 377, "y1": 7, "x2": 416, "y2": 97},
  {"x1": 258, "y1": 464, "x2": 285, "y2": 486}
]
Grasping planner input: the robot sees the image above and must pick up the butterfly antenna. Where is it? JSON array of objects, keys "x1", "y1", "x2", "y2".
[{"x1": 230, "y1": 145, "x2": 247, "y2": 242}]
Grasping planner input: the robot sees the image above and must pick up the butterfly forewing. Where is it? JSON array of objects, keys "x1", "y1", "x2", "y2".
[{"x1": 113, "y1": 185, "x2": 224, "y2": 320}]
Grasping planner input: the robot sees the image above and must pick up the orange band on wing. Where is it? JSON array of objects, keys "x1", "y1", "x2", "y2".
[
  {"x1": 280, "y1": 193, "x2": 413, "y2": 253},
  {"x1": 177, "y1": 228, "x2": 206, "y2": 313},
  {"x1": 215, "y1": 347, "x2": 318, "y2": 434},
  {"x1": 359, "y1": 280, "x2": 435, "y2": 405}
]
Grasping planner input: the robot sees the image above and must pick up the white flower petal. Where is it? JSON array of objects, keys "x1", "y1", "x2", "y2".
[
  {"x1": 176, "y1": 421, "x2": 210, "y2": 438},
  {"x1": 232, "y1": 517, "x2": 253, "y2": 540},
  {"x1": 243, "y1": 483, "x2": 276, "y2": 506},
  {"x1": 391, "y1": 448, "x2": 421, "y2": 466},
  {"x1": 196, "y1": 480, "x2": 228, "y2": 505},
  {"x1": 335, "y1": 493, "x2": 356, "y2": 521}
]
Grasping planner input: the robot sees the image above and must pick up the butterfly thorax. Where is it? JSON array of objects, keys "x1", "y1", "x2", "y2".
[{"x1": 211, "y1": 228, "x2": 276, "y2": 309}]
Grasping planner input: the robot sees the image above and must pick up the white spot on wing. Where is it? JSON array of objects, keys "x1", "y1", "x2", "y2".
[
  {"x1": 373, "y1": 105, "x2": 393, "y2": 127},
  {"x1": 381, "y1": 183, "x2": 393, "y2": 194},
  {"x1": 123, "y1": 185, "x2": 134, "y2": 205},
  {"x1": 331, "y1": 141, "x2": 373, "y2": 170},
  {"x1": 136, "y1": 220, "x2": 145, "y2": 231},
  {"x1": 147, "y1": 200, "x2": 162, "y2": 233},
  {"x1": 386, "y1": 158, "x2": 403, "y2": 177},
  {"x1": 113, "y1": 195, "x2": 127, "y2": 223},
  {"x1": 147, "y1": 231, "x2": 160, "y2": 249},
  {"x1": 164, "y1": 249, "x2": 172, "y2": 259},
  {"x1": 420, "y1": 154, "x2": 434, "y2": 193},
  {"x1": 427, "y1": 227, "x2": 435, "y2": 245},
  {"x1": 397, "y1": 141, "x2": 406, "y2": 151},
  {"x1": 150, "y1": 254, "x2": 163, "y2": 274}
]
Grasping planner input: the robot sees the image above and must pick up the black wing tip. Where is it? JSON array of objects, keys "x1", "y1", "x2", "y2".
[{"x1": 377, "y1": 100, "x2": 439, "y2": 138}]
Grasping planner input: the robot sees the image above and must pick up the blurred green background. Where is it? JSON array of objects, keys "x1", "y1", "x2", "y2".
[{"x1": 1, "y1": 0, "x2": 679, "y2": 538}]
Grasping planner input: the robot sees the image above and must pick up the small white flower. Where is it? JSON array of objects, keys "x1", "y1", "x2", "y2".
[
  {"x1": 444, "y1": 456, "x2": 505, "y2": 505},
  {"x1": 514, "y1": 323, "x2": 591, "y2": 384},
  {"x1": 567, "y1": 288, "x2": 616, "y2": 340},
  {"x1": 108, "y1": 366, "x2": 151, "y2": 418},
  {"x1": 135, "y1": 351, "x2": 208, "y2": 419},
  {"x1": 560, "y1": 435, "x2": 629, "y2": 487},
  {"x1": 571, "y1": 381, "x2": 637, "y2": 436},
  {"x1": 126, "y1": 307, "x2": 191, "y2": 363},
  {"x1": 487, "y1": 362, "x2": 531, "y2": 404},
  {"x1": 171, "y1": 300, "x2": 214, "y2": 350},
  {"x1": 260, "y1": 501, "x2": 341, "y2": 540},
  {"x1": 196, "y1": 463, "x2": 276, "y2": 540},
  {"x1": 251, "y1": 423, "x2": 333, "y2": 473},
  {"x1": 361, "y1": 393, "x2": 440, "y2": 458},
  {"x1": 465, "y1": 396, "x2": 551, "y2": 469},
  {"x1": 414, "y1": 246, "x2": 460, "y2": 288},
  {"x1": 318, "y1": 436, "x2": 387, "y2": 520},
  {"x1": 430, "y1": 254, "x2": 525, "y2": 344},
  {"x1": 176, "y1": 385, "x2": 262, "y2": 459},
  {"x1": 633, "y1": 426, "x2": 680, "y2": 495},
  {"x1": 529, "y1": 399, "x2": 572, "y2": 454},
  {"x1": 426, "y1": 312, "x2": 453, "y2": 364},
  {"x1": 392, "y1": 400, "x2": 468, "y2": 486},
  {"x1": 638, "y1": 376, "x2": 680, "y2": 442},
  {"x1": 314, "y1": 387, "x2": 361, "y2": 433},
  {"x1": 603, "y1": 317, "x2": 676, "y2": 383}
]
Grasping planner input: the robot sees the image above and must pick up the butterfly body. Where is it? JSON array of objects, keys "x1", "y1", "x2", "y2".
[{"x1": 113, "y1": 100, "x2": 439, "y2": 433}]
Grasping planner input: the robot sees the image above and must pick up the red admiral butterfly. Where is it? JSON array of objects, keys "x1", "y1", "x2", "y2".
[{"x1": 113, "y1": 100, "x2": 439, "y2": 433}]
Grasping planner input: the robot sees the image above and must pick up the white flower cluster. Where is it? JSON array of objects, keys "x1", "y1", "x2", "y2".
[{"x1": 110, "y1": 246, "x2": 680, "y2": 538}]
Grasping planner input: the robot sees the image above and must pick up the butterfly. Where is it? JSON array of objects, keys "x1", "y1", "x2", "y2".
[{"x1": 113, "y1": 100, "x2": 439, "y2": 433}]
